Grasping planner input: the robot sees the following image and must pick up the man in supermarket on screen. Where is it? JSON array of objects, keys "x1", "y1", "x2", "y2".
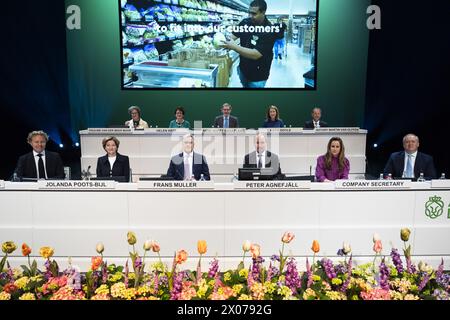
[{"x1": 219, "y1": 0, "x2": 281, "y2": 88}]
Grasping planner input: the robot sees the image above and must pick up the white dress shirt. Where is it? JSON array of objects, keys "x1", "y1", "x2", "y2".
[
  {"x1": 108, "y1": 156, "x2": 117, "y2": 174},
  {"x1": 183, "y1": 151, "x2": 194, "y2": 180},
  {"x1": 33, "y1": 150, "x2": 47, "y2": 179}
]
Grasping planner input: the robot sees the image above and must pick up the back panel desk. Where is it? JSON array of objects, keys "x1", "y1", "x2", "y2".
[
  {"x1": 1, "y1": 180, "x2": 449, "y2": 270},
  {"x1": 80, "y1": 128, "x2": 367, "y2": 181}
]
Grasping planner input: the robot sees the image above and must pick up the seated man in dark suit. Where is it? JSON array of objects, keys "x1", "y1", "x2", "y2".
[
  {"x1": 304, "y1": 107, "x2": 328, "y2": 129},
  {"x1": 96, "y1": 136, "x2": 130, "y2": 182},
  {"x1": 167, "y1": 134, "x2": 211, "y2": 181},
  {"x1": 213, "y1": 103, "x2": 239, "y2": 128},
  {"x1": 243, "y1": 133, "x2": 282, "y2": 178},
  {"x1": 383, "y1": 133, "x2": 437, "y2": 180},
  {"x1": 14, "y1": 130, "x2": 65, "y2": 180}
]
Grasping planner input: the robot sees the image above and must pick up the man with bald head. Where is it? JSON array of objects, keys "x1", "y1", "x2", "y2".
[
  {"x1": 243, "y1": 133, "x2": 282, "y2": 177},
  {"x1": 383, "y1": 133, "x2": 437, "y2": 180}
]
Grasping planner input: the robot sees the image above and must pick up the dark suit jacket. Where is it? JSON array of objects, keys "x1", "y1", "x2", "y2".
[
  {"x1": 14, "y1": 151, "x2": 64, "y2": 179},
  {"x1": 166, "y1": 152, "x2": 211, "y2": 181},
  {"x1": 96, "y1": 153, "x2": 130, "y2": 182},
  {"x1": 213, "y1": 115, "x2": 239, "y2": 128},
  {"x1": 383, "y1": 151, "x2": 437, "y2": 179},
  {"x1": 304, "y1": 120, "x2": 328, "y2": 129},
  {"x1": 243, "y1": 150, "x2": 282, "y2": 177}
]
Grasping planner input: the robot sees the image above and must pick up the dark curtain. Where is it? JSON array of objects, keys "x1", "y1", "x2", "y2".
[
  {"x1": 364, "y1": 0, "x2": 450, "y2": 176},
  {"x1": 0, "y1": 0, "x2": 75, "y2": 179}
]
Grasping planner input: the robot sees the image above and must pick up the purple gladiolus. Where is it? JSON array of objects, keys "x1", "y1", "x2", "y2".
[
  {"x1": 321, "y1": 258, "x2": 337, "y2": 279},
  {"x1": 306, "y1": 257, "x2": 313, "y2": 288},
  {"x1": 390, "y1": 248, "x2": 404, "y2": 273},
  {"x1": 270, "y1": 255, "x2": 280, "y2": 262},
  {"x1": 285, "y1": 258, "x2": 301, "y2": 293},
  {"x1": 341, "y1": 255, "x2": 352, "y2": 293},
  {"x1": 418, "y1": 272, "x2": 430, "y2": 291},
  {"x1": 101, "y1": 262, "x2": 108, "y2": 284},
  {"x1": 170, "y1": 271, "x2": 183, "y2": 300},
  {"x1": 379, "y1": 259, "x2": 390, "y2": 290},
  {"x1": 134, "y1": 256, "x2": 142, "y2": 270},
  {"x1": 406, "y1": 257, "x2": 416, "y2": 274},
  {"x1": 154, "y1": 273, "x2": 159, "y2": 292},
  {"x1": 208, "y1": 258, "x2": 219, "y2": 278},
  {"x1": 251, "y1": 257, "x2": 264, "y2": 282}
]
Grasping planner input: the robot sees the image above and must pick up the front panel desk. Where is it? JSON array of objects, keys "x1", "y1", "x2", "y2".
[
  {"x1": 80, "y1": 127, "x2": 367, "y2": 181},
  {"x1": 1, "y1": 179, "x2": 449, "y2": 269}
]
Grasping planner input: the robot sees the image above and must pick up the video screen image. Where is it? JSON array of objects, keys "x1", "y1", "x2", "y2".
[{"x1": 120, "y1": 0, "x2": 318, "y2": 89}]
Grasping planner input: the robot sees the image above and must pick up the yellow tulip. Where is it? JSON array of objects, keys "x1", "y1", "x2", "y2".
[
  {"x1": 1, "y1": 241, "x2": 17, "y2": 254},
  {"x1": 400, "y1": 228, "x2": 411, "y2": 242},
  {"x1": 127, "y1": 231, "x2": 137, "y2": 245},
  {"x1": 39, "y1": 246, "x2": 54, "y2": 259},
  {"x1": 197, "y1": 240, "x2": 207, "y2": 255}
]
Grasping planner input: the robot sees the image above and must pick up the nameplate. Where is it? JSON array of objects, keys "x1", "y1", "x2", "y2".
[
  {"x1": 233, "y1": 181, "x2": 311, "y2": 190},
  {"x1": 0, "y1": 180, "x2": 4, "y2": 189},
  {"x1": 38, "y1": 180, "x2": 117, "y2": 190},
  {"x1": 258, "y1": 128, "x2": 304, "y2": 134},
  {"x1": 334, "y1": 180, "x2": 412, "y2": 189},
  {"x1": 145, "y1": 128, "x2": 190, "y2": 134},
  {"x1": 202, "y1": 128, "x2": 246, "y2": 134},
  {"x1": 87, "y1": 128, "x2": 132, "y2": 133},
  {"x1": 315, "y1": 127, "x2": 360, "y2": 133},
  {"x1": 137, "y1": 181, "x2": 215, "y2": 190},
  {"x1": 431, "y1": 179, "x2": 450, "y2": 189}
]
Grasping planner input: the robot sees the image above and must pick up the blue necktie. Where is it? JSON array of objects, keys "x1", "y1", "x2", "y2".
[
  {"x1": 406, "y1": 154, "x2": 413, "y2": 178},
  {"x1": 223, "y1": 117, "x2": 229, "y2": 128}
]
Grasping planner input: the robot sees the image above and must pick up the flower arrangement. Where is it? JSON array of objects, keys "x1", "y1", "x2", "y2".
[{"x1": 0, "y1": 229, "x2": 448, "y2": 300}]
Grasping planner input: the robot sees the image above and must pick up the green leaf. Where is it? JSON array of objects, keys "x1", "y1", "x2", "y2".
[
  {"x1": 237, "y1": 261, "x2": 244, "y2": 271},
  {"x1": 0, "y1": 255, "x2": 7, "y2": 272},
  {"x1": 21, "y1": 264, "x2": 31, "y2": 276}
]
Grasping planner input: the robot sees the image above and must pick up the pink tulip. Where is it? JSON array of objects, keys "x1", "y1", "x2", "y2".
[
  {"x1": 281, "y1": 232, "x2": 295, "y2": 244},
  {"x1": 373, "y1": 239, "x2": 382, "y2": 254},
  {"x1": 250, "y1": 244, "x2": 261, "y2": 259}
]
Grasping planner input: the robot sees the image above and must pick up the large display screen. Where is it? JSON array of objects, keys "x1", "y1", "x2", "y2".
[{"x1": 120, "y1": 0, "x2": 318, "y2": 89}]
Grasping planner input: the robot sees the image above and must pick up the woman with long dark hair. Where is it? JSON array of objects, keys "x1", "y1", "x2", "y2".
[{"x1": 315, "y1": 137, "x2": 350, "y2": 182}]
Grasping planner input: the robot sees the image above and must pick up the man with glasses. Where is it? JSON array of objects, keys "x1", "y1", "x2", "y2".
[
  {"x1": 220, "y1": 0, "x2": 280, "y2": 88},
  {"x1": 213, "y1": 103, "x2": 239, "y2": 128},
  {"x1": 124, "y1": 106, "x2": 149, "y2": 129}
]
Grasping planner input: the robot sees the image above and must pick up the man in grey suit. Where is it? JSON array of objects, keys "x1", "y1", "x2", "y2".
[
  {"x1": 213, "y1": 103, "x2": 239, "y2": 128},
  {"x1": 243, "y1": 133, "x2": 282, "y2": 177}
]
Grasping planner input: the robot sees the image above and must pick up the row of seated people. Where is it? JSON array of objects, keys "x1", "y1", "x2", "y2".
[
  {"x1": 13, "y1": 131, "x2": 437, "y2": 182},
  {"x1": 125, "y1": 104, "x2": 328, "y2": 129}
]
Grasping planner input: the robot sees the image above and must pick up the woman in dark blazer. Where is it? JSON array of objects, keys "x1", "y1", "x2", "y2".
[{"x1": 96, "y1": 136, "x2": 130, "y2": 182}]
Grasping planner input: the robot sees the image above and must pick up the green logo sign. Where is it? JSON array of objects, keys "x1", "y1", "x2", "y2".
[{"x1": 425, "y1": 196, "x2": 444, "y2": 219}]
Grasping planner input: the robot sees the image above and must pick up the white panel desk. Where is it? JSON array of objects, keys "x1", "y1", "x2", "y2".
[
  {"x1": 1, "y1": 181, "x2": 449, "y2": 270},
  {"x1": 79, "y1": 128, "x2": 367, "y2": 181}
]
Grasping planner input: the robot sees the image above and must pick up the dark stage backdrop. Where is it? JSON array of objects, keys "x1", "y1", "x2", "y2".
[
  {"x1": 0, "y1": 0, "x2": 75, "y2": 180},
  {"x1": 65, "y1": 0, "x2": 370, "y2": 130},
  {"x1": 364, "y1": 0, "x2": 450, "y2": 176}
]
